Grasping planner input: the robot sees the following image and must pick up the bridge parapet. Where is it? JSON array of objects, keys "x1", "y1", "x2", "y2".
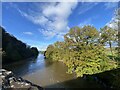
[{"x1": 0, "y1": 69, "x2": 43, "y2": 90}]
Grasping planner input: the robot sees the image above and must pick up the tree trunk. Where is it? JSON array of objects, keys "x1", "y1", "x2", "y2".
[{"x1": 109, "y1": 41, "x2": 114, "y2": 60}]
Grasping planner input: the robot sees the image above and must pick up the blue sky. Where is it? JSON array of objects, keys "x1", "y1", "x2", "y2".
[{"x1": 2, "y1": 2, "x2": 118, "y2": 51}]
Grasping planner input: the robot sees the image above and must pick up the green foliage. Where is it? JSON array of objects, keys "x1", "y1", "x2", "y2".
[
  {"x1": 45, "y1": 25, "x2": 118, "y2": 77},
  {"x1": 1, "y1": 27, "x2": 39, "y2": 64},
  {"x1": 100, "y1": 26, "x2": 117, "y2": 57},
  {"x1": 100, "y1": 26, "x2": 117, "y2": 44}
]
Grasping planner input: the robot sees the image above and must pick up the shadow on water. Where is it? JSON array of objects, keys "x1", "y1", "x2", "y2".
[
  {"x1": 2, "y1": 54, "x2": 54, "y2": 76},
  {"x1": 2, "y1": 54, "x2": 120, "y2": 89},
  {"x1": 45, "y1": 68, "x2": 120, "y2": 89},
  {"x1": 45, "y1": 76, "x2": 104, "y2": 88}
]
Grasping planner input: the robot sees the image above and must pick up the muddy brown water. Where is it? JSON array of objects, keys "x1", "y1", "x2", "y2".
[{"x1": 3, "y1": 54, "x2": 104, "y2": 88}]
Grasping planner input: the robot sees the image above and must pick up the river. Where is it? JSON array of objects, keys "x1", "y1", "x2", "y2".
[{"x1": 3, "y1": 54, "x2": 104, "y2": 88}]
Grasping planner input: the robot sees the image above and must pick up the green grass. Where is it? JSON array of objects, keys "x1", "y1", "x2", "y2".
[{"x1": 105, "y1": 47, "x2": 117, "y2": 56}]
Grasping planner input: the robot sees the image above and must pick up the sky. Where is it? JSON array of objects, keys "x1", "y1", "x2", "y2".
[{"x1": 2, "y1": 2, "x2": 118, "y2": 51}]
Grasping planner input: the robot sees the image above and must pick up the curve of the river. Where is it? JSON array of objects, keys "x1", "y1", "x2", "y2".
[{"x1": 3, "y1": 54, "x2": 104, "y2": 88}]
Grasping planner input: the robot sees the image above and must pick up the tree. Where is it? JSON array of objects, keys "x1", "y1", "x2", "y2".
[
  {"x1": 114, "y1": 9, "x2": 120, "y2": 57},
  {"x1": 100, "y1": 26, "x2": 117, "y2": 57},
  {"x1": 45, "y1": 45, "x2": 54, "y2": 60},
  {"x1": 107, "y1": 8, "x2": 120, "y2": 57},
  {"x1": 1, "y1": 26, "x2": 39, "y2": 64},
  {"x1": 45, "y1": 25, "x2": 117, "y2": 77}
]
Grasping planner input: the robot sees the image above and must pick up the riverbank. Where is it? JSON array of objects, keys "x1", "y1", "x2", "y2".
[
  {"x1": 1, "y1": 26, "x2": 39, "y2": 64},
  {"x1": 45, "y1": 56, "x2": 120, "y2": 89}
]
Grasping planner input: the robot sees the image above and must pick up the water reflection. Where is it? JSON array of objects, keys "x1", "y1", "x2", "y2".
[
  {"x1": 3, "y1": 54, "x2": 105, "y2": 88},
  {"x1": 3, "y1": 54, "x2": 48, "y2": 76},
  {"x1": 3, "y1": 54, "x2": 76, "y2": 87}
]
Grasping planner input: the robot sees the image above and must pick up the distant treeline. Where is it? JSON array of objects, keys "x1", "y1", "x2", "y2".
[
  {"x1": 1, "y1": 26, "x2": 39, "y2": 64},
  {"x1": 39, "y1": 51, "x2": 45, "y2": 54}
]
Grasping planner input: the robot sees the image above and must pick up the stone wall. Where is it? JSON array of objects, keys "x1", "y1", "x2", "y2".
[{"x1": 0, "y1": 69, "x2": 43, "y2": 90}]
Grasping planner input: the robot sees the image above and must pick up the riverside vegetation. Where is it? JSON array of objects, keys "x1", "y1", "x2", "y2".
[
  {"x1": 1, "y1": 26, "x2": 39, "y2": 64},
  {"x1": 44, "y1": 25, "x2": 120, "y2": 88},
  {"x1": 44, "y1": 9, "x2": 120, "y2": 88},
  {"x1": 45, "y1": 25, "x2": 119, "y2": 77}
]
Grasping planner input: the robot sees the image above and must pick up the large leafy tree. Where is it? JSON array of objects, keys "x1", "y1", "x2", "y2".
[
  {"x1": 107, "y1": 8, "x2": 120, "y2": 57},
  {"x1": 45, "y1": 25, "x2": 117, "y2": 77},
  {"x1": 100, "y1": 26, "x2": 117, "y2": 56},
  {"x1": 114, "y1": 8, "x2": 120, "y2": 57}
]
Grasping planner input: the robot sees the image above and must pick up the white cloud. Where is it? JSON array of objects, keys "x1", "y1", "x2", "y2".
[
  {"x1": 21, "y1": 39, "x2": 50, "y2": 51},
  {"x1": 106, "y1": 8, "x2": 119, "y2": 30},
  {"x1": 32, "y1": 45, "x2": 48, "y2": 51},
  {"x1": 106, "y1": 18, "x2": 118, "y2": 30},
  {"x1": 56, "y1": 33, "x2": 65, "y2": 40},
  {"x1": 40, "y1": 2, "x2": 78, "y2": 39},
  {"x1": 78, "y1": 2, "x2": 98, "y2": 15},
  {"x1": 104, "y1": 2, "x2": 118, "y2": 9},
  {"x1": 78, "y1": 18, "x2": 93, "y2": 27},
  {"x1": 33, "y1": 16, "x2": 49, "y2": 25},
  {"x1": 78, "y1": 15, "x2": 99, "y2": 27},
  {"x1": 38, "y1": 29, "x2": 56, "y2": 39},
  {"x1": 15, "y1": 2, "x2": 78, "y2": 39},
  {"x1": 18, "y1": 10, "x2": 49, "y2": 25},
  {"x1": 23, "y1": 32, "x2": 33, "y2": 35}
]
